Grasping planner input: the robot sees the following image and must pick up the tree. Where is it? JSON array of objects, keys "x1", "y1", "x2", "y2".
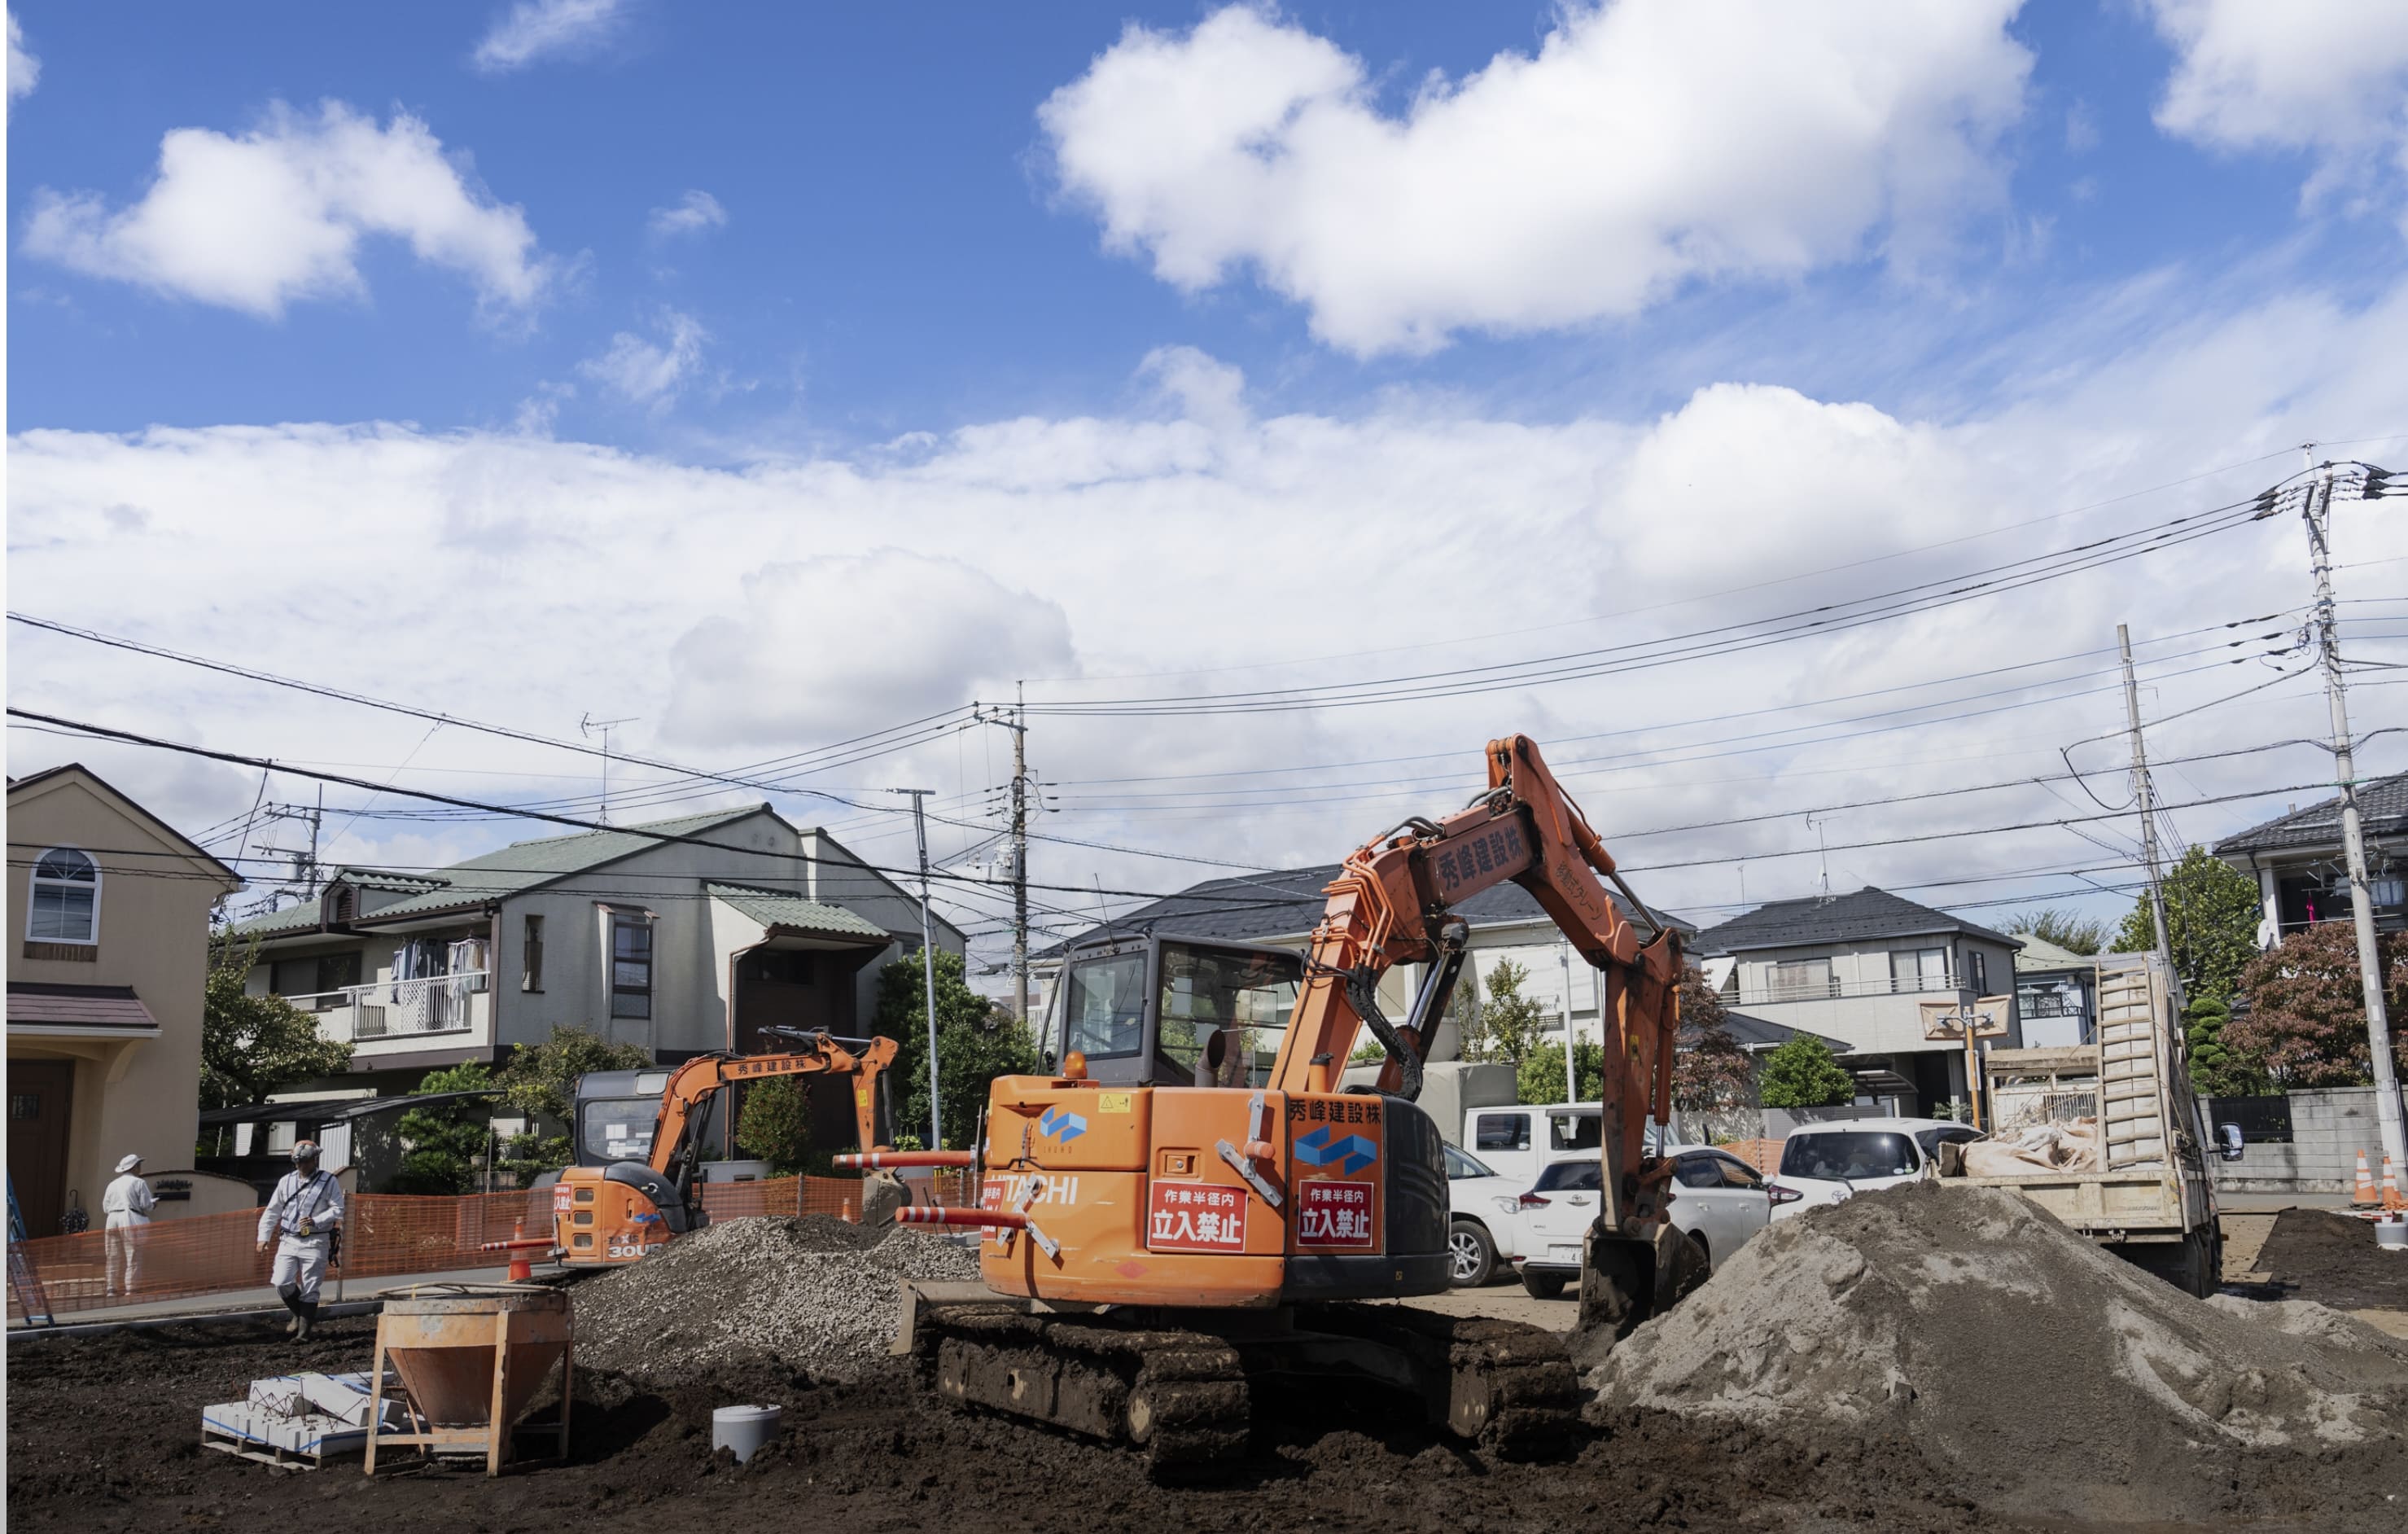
[
  {"x1": 2182, "y1": 995, "x2": 2267, "y2": 1099},
  {"x1": 736, "y1": 1076, "x2": 815, "y2": 1176},
  {"x1": 200, "y1": 939, "x2": 352, "y2": 1120},
  {"x1": 875, "y1": 948, "x2": 1040, "y2": 1150},
  {"x1": 2228, "y1": 923, "x2": 2408, "y2": 1089},
  {"x1": 1461, "y1": 958, "x2": 1552, "y2": 1070},
  {"x1": 495, "y1": 1024, "x2": 651, "y2": 1180},
  {"x1": 392, "y1": 1062, "x2": 497, "y2": 1194},
  {"x1": 2112, "y1": 845, "x2": 2262, "y2": 1005},
  {"x1": 2003, "y1": 906, "x2": 2108, "y2": 956},
  {"x1": 1758, "y1": 1035, "x2": 1855, "y2": 1110},
  {"x1": 1518, "y1": 1041, "x2": 1602, "y2": 1106},
  {"x1": 1673, "y1": 971, "x2": 1753, "y2": 1114}
]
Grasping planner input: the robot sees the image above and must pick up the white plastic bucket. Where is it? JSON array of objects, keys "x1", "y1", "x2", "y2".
[
  {"x1": 2376, "y1": 1219, "x2": 2408, "y2": 1255},
  {"x1": 711, "y1": 1404, "x2": 782, "y2": 1462}
]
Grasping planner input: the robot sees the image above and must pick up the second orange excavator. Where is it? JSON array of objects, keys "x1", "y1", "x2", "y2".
[{"x1": 869, "y1": 735, "x2": 1687, "y2": 1472}]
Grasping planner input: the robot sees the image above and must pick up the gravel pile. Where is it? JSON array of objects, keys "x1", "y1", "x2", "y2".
[
  {"x1": 1591, "y1": 1181, "x2": 2408, "y2": 1522},
  {"x1": 573, "y1": 1215, "x2": 981, "y2": 1383}
]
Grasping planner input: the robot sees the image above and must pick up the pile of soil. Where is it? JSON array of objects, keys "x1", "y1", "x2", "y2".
[
  {"x1": 571, "y1": 1214, "x2": 979, "y2": 1383},
  {"x1": 1591, "y1": 1182, "x2": 2408, "y2": 1525},
  {"x1": 2255, "y1": 1208, "x2": 2408, "y2": 1310}
]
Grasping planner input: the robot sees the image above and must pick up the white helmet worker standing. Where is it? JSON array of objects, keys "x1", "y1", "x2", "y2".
[
  {"x1": 255, "y1": 1141, "x2": 344, "y2": 1340},
  {"x1": 100, "y1": 1153, "x2": 156, "y2": 1298}
]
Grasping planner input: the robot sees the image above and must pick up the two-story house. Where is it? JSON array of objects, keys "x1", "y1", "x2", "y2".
[
  {"x1": 221, "y1": 804, "x2": 965, "y2": 1098},
  {"x1": 2212, "y1": 771, "x2": 2407, "y2": 947},
  {"x1": 1029, "y1": 863, "x2": 1695, "y2": 1058},
  {"x1": 2012, "y1": 936, "x2": 2098, "y2": 1050},
  {"x1": 1689, "y1": 887, "x2": 2024, "y2": 1117},
  {"x1": 7, "y1": 765, "x2": 242, "y2": 1237}
]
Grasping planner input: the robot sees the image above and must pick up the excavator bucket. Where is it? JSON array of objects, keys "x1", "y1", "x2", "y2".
[{"x1": 1567, "y1": 1221, "x2": 1705, "y2": 1371}]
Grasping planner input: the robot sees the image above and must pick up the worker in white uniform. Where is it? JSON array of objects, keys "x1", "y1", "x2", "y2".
[
  {"x1": 255, "y1": 1140, "x2": 343, "y2": 1339},
  {"x1": 101, "y1": 1152, "x2": 157, "y2": 1297}
]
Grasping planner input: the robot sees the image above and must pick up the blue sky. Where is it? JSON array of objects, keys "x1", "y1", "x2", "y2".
[{"x1": 7, "y1": 2, "x2": 2407, "y2": 969}]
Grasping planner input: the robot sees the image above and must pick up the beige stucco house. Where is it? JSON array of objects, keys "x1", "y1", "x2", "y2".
[{"x1": 7, "y1": 765, "x2": 241, "y2": 1238}]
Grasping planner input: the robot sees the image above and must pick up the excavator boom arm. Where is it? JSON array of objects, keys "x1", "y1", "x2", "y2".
[
  {"x1": 1267, "y1": 736, "x2": 1682, "y2": 1221},
  {"x1": 650, "y1": 1032, "x2": 900, "y2": 1186}
]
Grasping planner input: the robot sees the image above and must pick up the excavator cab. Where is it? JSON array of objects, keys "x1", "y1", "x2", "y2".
[{"x1": 1043, "y1": 936, "x2": 1304, "y2": 1089}]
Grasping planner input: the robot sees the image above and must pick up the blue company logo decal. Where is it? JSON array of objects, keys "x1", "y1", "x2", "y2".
[
  {"x1": 1038, "y1": 1107, "x2": 1088, "y2": 1142},
  {"x1": 1294, "y1": 1125, "x2": 1377, "y2": 1176}
]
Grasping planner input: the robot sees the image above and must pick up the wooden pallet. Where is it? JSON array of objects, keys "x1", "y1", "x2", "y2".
[{"x1": 201, "y1": 1422, "x2": 364, "y2": 1471}]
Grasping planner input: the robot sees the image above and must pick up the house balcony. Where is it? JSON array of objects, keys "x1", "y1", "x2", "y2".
[
  {"x1": 282, "y1": 971, "x2": 493, "y2": 1050},
  {"x1": 1732, "y1": 972, "x2": 1976, "y2": 1007}
]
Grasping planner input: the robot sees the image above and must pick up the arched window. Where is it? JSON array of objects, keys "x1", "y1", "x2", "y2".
[{"x1": 28, "y1": 848, "x2": 100, "y2": 945}]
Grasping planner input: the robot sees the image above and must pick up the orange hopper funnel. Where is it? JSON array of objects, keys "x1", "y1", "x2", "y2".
[{"x1": 378, "y1": 1287, "x2": 571, "y2": 1430}]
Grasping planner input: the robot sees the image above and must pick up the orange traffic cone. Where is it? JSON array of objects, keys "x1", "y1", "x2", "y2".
[
  {"x1": 2353, "y1": 1150, "x2": 2379, "y2": 1205},
  {"x1": 2384, "y1": 1157, "x2": 2406, "y2": 1214}
]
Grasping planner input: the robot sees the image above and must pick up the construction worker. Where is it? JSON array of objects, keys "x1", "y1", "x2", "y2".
[
  {"x1": 101, "y1": 1153, "x2": 156, "y2": 1297},
  {"x1": 256, "y1": 1141, "x2": 343, "y2": 1339}
]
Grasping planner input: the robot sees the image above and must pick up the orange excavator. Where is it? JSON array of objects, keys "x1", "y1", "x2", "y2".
[
  {"x1": 866, "y1": 736, "x2": 1685, "y2": 1472},
  {"x1": 554, "y1": 1029, "x2": 898, "y2": 1266}
]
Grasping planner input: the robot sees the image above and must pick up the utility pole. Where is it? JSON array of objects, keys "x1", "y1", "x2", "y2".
[
  {"x1": 257, "y1": 787, "x2": 326, "y2": 905},
  {"x1": 2295, "y1": 451, "x2": 2406, "y2": 1174},
  {"x1": 896, "y1": 788, "x2": 944, "y2": 1150},
  {"x1": 1559, "y1": 939, "x2": 1578, "y2": 1105},
  {"x1": 2117, "y1": 624, "x2": 2175, "y2": 980},
  {"x1": 974, "y1": 690, "x2": 1035, "y2": 1023},
  {"x1": 580, "y1": 712, "x2": 637, "y2": 825}
]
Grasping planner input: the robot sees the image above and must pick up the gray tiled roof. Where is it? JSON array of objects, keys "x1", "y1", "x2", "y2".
[
  {"x1": 706, "y1": 882, "x2": 891, "y2": 941},
  {"x1": 1036, "y1": 862, "x2": 1692, "y2": 959},
  {"x1": 2212, "y1": 771, "x2": 2408, "y2": 856},
  {"x1": 223, "y1": 805, "x2": 774, "y2": 938},
  {"x1": 1702, "y1": 1009, "x2": 1850, "y2": 1055},
  {"x1": 1688, "y1": 886, "x2": 2019, "y2": 958}
]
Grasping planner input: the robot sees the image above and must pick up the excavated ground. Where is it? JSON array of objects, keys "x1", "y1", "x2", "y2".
[
  {"x1": 5, "y1": 1298, "x2": 2394, "y2": 1534},
  {"x1": 2253, "y1": 1207, "x2": 2408, "y2": 1312}
]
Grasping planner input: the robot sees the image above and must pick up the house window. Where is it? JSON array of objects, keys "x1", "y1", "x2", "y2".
[
  {"x1": 609, "y1": 910, "x2": 653, "y2": 1019},
  {"x1": 28, "y1": 848, "x2": 99, "y2": 945},
  {"x1": 1968, "y1": 950, "x2": 1989, "y2": 995},
  {"x1": 1767, "y1": 958, "x2": 1833, "y2": 1000},
  {"x1": 317, "y1": 951, "x2": 362, "y2": 994},
  {"x1": 1889, "y1": 948, "x2": 1948, "y2": 994},
  {"x1": 523, "y1": 914, "x2": 545, "y2": 992}
]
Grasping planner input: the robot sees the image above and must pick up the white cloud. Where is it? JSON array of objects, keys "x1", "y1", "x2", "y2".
[
  {"x1": 1038, "y1": 2, "x2": 2032, "y2": 354},
  {"x1": 666, "y1": 553, "x2": 1077, "y2": 747},
  {"x1": 647, "y1": 190, "x2": 726, "y2": 239},
  {"x1": 7, "y1": 278, "x2": 2406, "y2": 957},
  {"x1": 579, "y1": 309, "x2": 707, "y2": 403},
  {"x1": 2148, "y1": 0, "x2": 2408, "y2": 216},
  {"x1": 472, "y1": 0, "x2": 628, "y2": 76},
  {"x1": 20, "y1": 102, "x2": 554, "y2": 319},
  {"x1": 8, "y1": 11, "x2": 37, "y2": 110}
]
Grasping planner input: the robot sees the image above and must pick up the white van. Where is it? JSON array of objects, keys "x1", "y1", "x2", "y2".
[
  {"x1": 1768, "y1": 1116, "x2": 1987, "y2": 1221},
  {"x1": 1462, "y1": 1102, "x2": 1601, "y2": 1194}
]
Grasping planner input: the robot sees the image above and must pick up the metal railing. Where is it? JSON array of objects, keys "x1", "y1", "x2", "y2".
[
  {"x1": 278, "y1": 971, "x2": 491, "y2": 1043},
  {"x1": 1737, "y1": 972, "x2": 1971, "y2": 1006}
]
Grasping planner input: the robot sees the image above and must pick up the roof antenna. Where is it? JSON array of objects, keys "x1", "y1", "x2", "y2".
[
  {"x1": 1804, "y1": 811, "x2": 1832, "y2": 902},
  {"x1": 580, "y1": 712, "x2": 637, "y2": 825}
]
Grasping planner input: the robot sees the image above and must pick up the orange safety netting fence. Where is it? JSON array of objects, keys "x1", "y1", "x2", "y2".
[{"x1": 7, "y1": 1170, "x2": 973, "y2": 1324}]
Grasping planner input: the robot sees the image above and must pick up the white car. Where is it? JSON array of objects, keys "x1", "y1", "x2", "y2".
[
  {"x1": 1461, "y1": 1102, "x2": 1602, "y2": 1194},
  {"x1": 1511, "y1": 1144, "x2": 1773, "y2": 1297},
  {"x1": 1767, "y1": 1117, "x2": 1987, "y2": 1221},
  {"x1": 1443, "y1": 1142, "x2": 1525, "y2": 1286}
]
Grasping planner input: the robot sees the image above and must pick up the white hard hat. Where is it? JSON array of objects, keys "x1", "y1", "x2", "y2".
[{"x1": 116, "y1": 1153, "x2": 142, "y2": 1174}]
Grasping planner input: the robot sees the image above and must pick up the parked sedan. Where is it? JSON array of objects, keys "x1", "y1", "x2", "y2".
[
  {"x1": 1767, "y1": 1118, "x2": 1987, "y2": 1221},
  {"x1": 1443, "y1": 1142, "x2": 1524, "y2": 1286},
  {"x1": 1514, "y1": 1146, "x2": 1775, "y2": 1296}
]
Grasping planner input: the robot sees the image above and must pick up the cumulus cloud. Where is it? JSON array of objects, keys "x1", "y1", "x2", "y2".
[
  {"x1": 20, "y1": 102, "x2": 554, "y2": 319},
  {"x1": 579, "y1": 309, "x2": 707, "y2": 403},
  {"x1": 8, "y1": 11, "x2": 37, "y2": 110},
  {"x1": 2148, "y1": 0, "x2": 2408, "y2": 217},
  {"x1": 473, "y1": 0, "x2": 628, "y2": 75},
  {"x1": 665, "y1": 553, "x2": 1078, "y2": 747},
  {"x1": 1039, "y1": 1, "x2": 2032, "y2": 353},
  {"x1": 647, "y1": 189, "x2": 726, "y2": 239}
]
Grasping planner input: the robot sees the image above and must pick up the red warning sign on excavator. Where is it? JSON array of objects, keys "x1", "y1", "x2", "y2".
[
  {"x1": 1146, "y1": 1182, "x2": 1246, "y2": 1252},
  {"x1": 1297, "y1": 1180, "x2": 1375, "y2": 1249}
]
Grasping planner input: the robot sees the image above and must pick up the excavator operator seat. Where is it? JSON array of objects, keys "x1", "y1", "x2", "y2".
[{"x1": 1044, "y1": 936, "x2": 1304, "y2": 1089}]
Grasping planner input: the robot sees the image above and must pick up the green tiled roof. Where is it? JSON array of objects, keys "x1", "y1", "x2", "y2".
[
  {"x1": 706, "y1": 882, "x2": 891, "y2": 941},
  {"x1": 223, "y1": 805, "x2": 774, "y2": 937}
]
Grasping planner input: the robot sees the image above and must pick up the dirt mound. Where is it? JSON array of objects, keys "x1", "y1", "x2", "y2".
[
  {"x1": 573, "y1": 1215, "x2": 979, "y2": 1383},
  {"x1": 2256, "y1": 1207, "x2": 2408, "y2": 1310},
  {"x1": 1590, "y1": 1182, "x2": 2408, "y2": 1524}
]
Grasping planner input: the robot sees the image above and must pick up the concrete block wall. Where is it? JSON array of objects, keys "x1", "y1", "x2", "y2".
[{"x1": 2202, "y1": 1085, "x2": 2406, "y2": 1194}]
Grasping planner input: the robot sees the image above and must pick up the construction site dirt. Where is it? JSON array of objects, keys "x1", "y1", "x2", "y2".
[
  {"x1": 7, "y1": 1295, "x2": 2401, "y2": 1534},
  {"x1": 2250, "y1": 1207, "x2": 2408, "y2": 1312}
]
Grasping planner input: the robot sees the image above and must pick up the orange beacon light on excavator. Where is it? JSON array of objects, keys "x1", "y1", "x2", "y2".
[{"x1": 553, "y1": 1029, "x2": 898, "y2": 1267}]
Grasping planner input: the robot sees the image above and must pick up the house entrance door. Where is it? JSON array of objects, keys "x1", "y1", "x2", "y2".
[{"x1": 8, "y1": 1060, "x2": 76, "y2": 1238}]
